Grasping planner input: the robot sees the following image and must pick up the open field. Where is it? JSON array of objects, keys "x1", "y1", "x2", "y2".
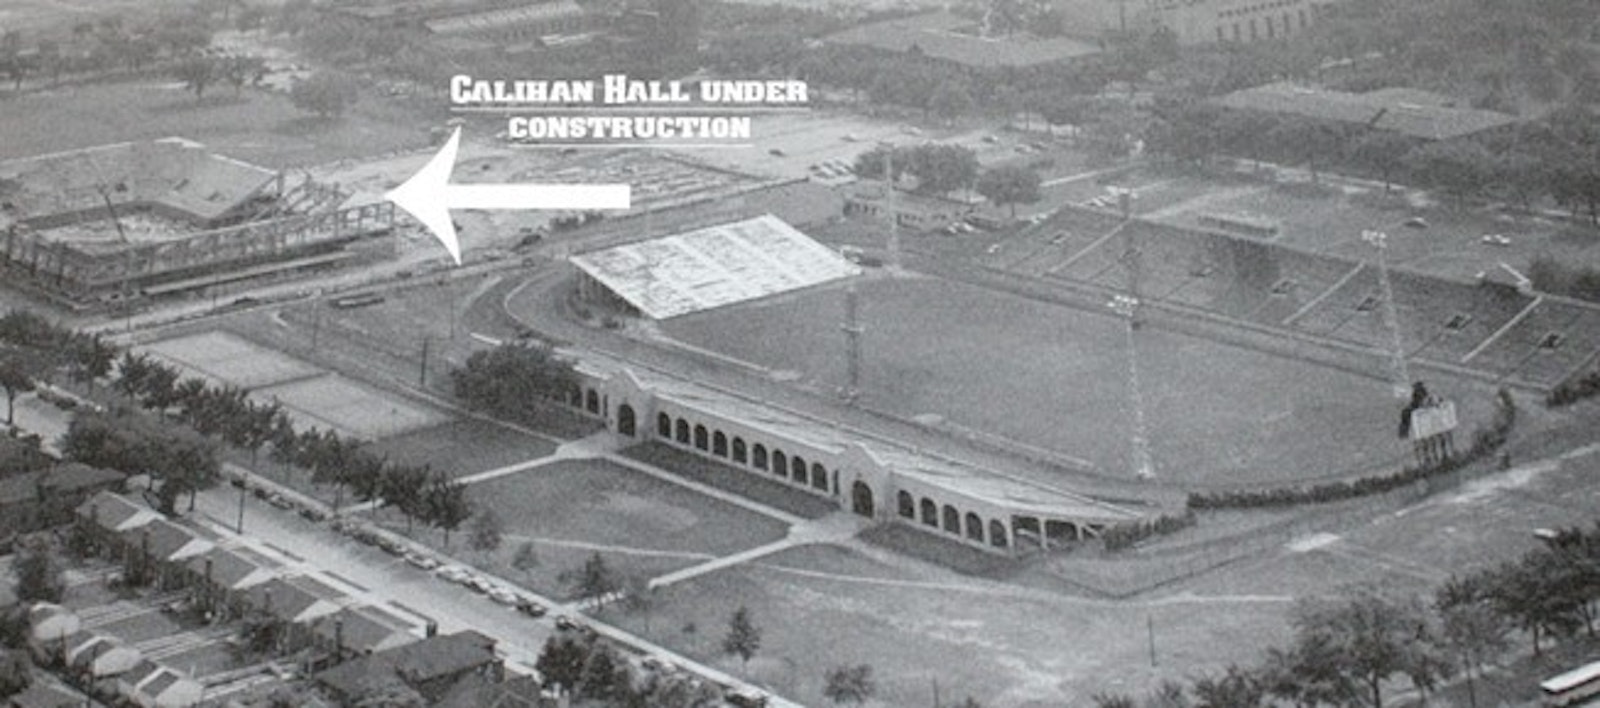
[
  {"x1": 0, "y1": 79, "x2": 431, "y2": 169},
  {"x1": 447, "y1": 459, "x2": 791, "y2": 595},
  {"x1": 363, "y1": 419, "x2": 557, "y2": 479},
  {"x1": 663, "y1": 273, "x2": 1491, "y2": 487}
]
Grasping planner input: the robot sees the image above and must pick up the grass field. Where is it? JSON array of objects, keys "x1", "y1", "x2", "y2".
[
  {"x1": 663, "y1": 274, "x2": 1469, "y2": 487},
  {"x1": 0, "y1": 79, "x2": 430, "y2": 169},
  {"x1": 362, "y1": 419, "x2": 557, "y2": 479},
  {"x1": 449, "y1": 459, "x2": 791, "y2": 597},
  {"x1": 606, "y1": 542, "x2": 1292, "y2": 708}
]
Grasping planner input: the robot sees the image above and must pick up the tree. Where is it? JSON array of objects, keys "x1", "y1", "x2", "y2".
[
  {"x1": 569, "y1": 552, "x2": 620, "y2": 606},
  {"x1": 721, "y1": 606, "x2": 761, "y2": 670},
  {"x1": 822, "y1": 664, "x2": 875, "y2": 705},
  {"x1": 1404, "y1": 140, "x2": 1496, "y2": 202},
  {"x1": 976, "y1": 166, "x2": 1042, "y2": 218},
  {"x1": 221, "y1": 54, "x2": 265, "y2": 96},
  {"x1": 535, "y1": 633, "x2": 591, "y2": 692},
  {"x1": 173, "y1": 52, "x2": 217, "y2": 99},
  {"x1": 577, "y1": 643, "x2": 632, "y2": 701},
  {"x1": 929, "y1": 81, "x2": 973, "y2": 123},
  {"x1": 350, "y1": 675, "x2": 426, "y2": 708},
  {"x1": 1267, "y1": 119, "x2": 1346, "y2": 184},
  {"x1": 511, "y1": 541, "x2": 539, "y2": 578},
  {"x1": 1191, "y1": 664, "x2": 1265, "y2": 708},
  {"x1": 380, "y1": 463, "x2": 429, "y2": 534},
  {"x1": 290, "y1": 71, "x2": 359, "y2": 119},
  {"x1": 1291, "y1": 587, "x2": 1447, "y2": 708},
  {"x1": 467, "y1": 508, "x2": 503, "y2": 555},
  {"x1": 0, "y1": 650, "x2": 32, "y2": 700},
  {"x1": 1347, "y1": 131, "x2": 1415, "y2": 194},
  {"x1": 1090, "y1": 693, "x2": 1136, "y2": 708},
  {"x1": 423, "y1": 473, "x2": 472, "y2": 547},
  {"x1": 0, "y1": 350, "x2": 41, "y2": 427},
  {"x1": 1434, "y1": 588, "x2": 1510, "y2": 708},
  {"x1": 12, "y1": 536, "x2": 64, "y2": 604},
  {"x1": 451, "y1": 344, "x2": 582, "y2": 425}
]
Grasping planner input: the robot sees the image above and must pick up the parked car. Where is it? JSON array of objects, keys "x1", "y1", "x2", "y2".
[
  {"x1": 1403, "y1": 217, "x2": 1429, "y2": 229},
  {"x1": 436, "y1": 566, "x2": 473, "y2": 584},
  {"x1": 515, "y1": 597, "x2": 547, "y2": 617},
  {"x1": 726, "y1": 689, "x2": 769, "y2": 708},
  {"x1": 403, "y1": 553, "x2": 440, "y2": 571},
  {"x1": 554, "y1": 615, "x2": 582, "y2": 631},
  {"x1": 466, "y1": 575, "x2": 495, "y2": 593},
  {"x1": 487, "y1": 587, "x2": 519, "y2": 605}
]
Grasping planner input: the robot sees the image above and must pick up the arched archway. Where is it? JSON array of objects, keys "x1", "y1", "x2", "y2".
[
  {"x1": 657, "y1": 412, "x2": 671, "y2": 438},
  {"x1": 965, "y1": 513, "x2": 984, "y2": 542},
  {"x1": 617, "y1": 405, "x2": 636, "y2": 437},
  {"x1": 897, "y1": 491, "x2": 915, "y2": 518},
  {"x1": 712, "y1": 431, "x2": 728, "y2": 457},
  {"x1": 990, "y1": 520, "x2": 1008, "y2": 547},
  {"x1": 942, "y1": 505, "x2": 960, "y2": 534},
  {"x1": 851, "y1": 481, "x2": 874, "y2": 517},
  {"x1": 585, "y1": 389, "x2": 600, "y2": 414},
  {"x1": 791, "y1": 456, "x2": 808, "y2": 485},
  {"x1": 772, "y1": 450, "x2": 788, "y2": 478},
  {"x1": 693, "y1": 424, "x2": 708, "y2": 451},
  {"x1": 753, "y1": 444, "x2": 768, "y2": 470},
  {"x1": 675, "y1": 419, "x2": 690, "y2": 444},
  {"x1": 920, "y1": 498, "x2": 938, "y2": 526},
  {"x1": 811, "y1": 463, "x2": 828, "y2": 491},
  {"x1": 732, "y1": 438, "x2": 747, "y2": 464}
]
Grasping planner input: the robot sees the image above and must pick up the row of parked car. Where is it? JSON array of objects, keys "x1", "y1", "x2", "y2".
[{"x1": 228, "y1": 473, "x2": 328, "y2": 522}]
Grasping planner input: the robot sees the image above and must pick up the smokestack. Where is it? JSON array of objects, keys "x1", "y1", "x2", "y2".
[
  {"x1": 334, "y1": 618, "x2": 345, "y2": 657},
  {"x1": 425, "y1": 621, "x2": 438, "y2": 638}
]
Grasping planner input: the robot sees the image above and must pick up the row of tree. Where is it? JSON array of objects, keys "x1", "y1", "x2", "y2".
[
  {"x1": 1097, "y1": 519, "x2": 1600, "y2": 708},
  {"x1": 1, "y1": 308, "x2": 473, "y2": 539},
  {"x1": 451, "y1": 343, "x2": 583, "y2": 427}
]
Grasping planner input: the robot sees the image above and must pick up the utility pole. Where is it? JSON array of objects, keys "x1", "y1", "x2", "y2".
[
  {"x1": 419, "y1": 336, "x2": 430, "y2": 388},
  {"x1": 236, "y1": 470, "x2": 247, "y2": 534},
  {"x1": 1362, "y1": 229, "x2": 1410, "y2": 398}
]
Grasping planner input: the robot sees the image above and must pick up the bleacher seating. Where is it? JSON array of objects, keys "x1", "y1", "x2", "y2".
[{"x1": 997, "y1": 206, "x2": 1600, "y2": 389}]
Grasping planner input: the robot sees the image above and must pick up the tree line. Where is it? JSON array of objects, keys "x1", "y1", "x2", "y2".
[
  {"x1": 0, "y1": 308, "x2": 472, "y2": 538},
  {"x1": 1095, "y1": 520, "x2": 1600, "y2": 708}
]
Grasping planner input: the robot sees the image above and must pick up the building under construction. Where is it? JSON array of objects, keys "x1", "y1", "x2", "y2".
[{"x1": 0, "y1": 137, "x2": 394, "y2": 306}]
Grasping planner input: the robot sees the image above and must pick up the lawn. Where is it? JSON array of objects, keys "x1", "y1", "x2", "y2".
[
  {"x1": 0, "y1": 79, "x2": 431, "y2": 168},
  {"x1": 604, "y1": 542, "x2": 1293, "y2": 708},
  {"x1": 664, "y1": 274, "x2": 1443, "y2": 487},
  {"x1": 362, "y1": 419, "x2": 557, "y2": 479},
  {"x1": 414, "y1": 458, "x2": 793, "y2": 598}
]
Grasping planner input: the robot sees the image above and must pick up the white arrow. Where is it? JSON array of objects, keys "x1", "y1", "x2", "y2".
[{"x1": 386, "y1": 127, "x2": 631, "y2": 265}]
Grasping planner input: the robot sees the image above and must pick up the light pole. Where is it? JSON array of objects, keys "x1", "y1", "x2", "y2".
[{"x1": 1362, "y1": 229, "x2": 1410, "y2": 399}]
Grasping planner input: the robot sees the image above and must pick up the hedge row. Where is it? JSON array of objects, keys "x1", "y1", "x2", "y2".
[
  {"x1": 1548, "y1": 368, "x2": 1600, "y2": 408},
  {"x1": 1188, "y1": 390, "x2": 1517, "y2": 511},
  {"x1": 1101, "y1": 510, "x2": 1198, "y2": 552}
]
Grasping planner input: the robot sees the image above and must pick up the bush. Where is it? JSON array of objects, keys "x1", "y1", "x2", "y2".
[
  {"x1": 1548, "y1": 367, "x2": 1600, "y2": 407},
  {"x1": 1101, "y1": 510, "x2": 1197, "y2": 552}
]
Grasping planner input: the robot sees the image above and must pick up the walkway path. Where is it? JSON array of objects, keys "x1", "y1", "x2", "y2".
[{"x1": 648, "y1": 511, "x2": 869, "y2": 589}]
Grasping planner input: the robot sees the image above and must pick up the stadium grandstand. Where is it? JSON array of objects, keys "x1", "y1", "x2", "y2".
[
  {"x1": 570, "y1": 214, "x2": 860, "y2": 319},
  {"x1": 989, "y1": 205, "x2": 1600, "y2": 392},
  {"x1": 556, "y1": 350, "x2": 1142, "y2": 555},
  {"x1": 0, "y1": 138, "x2": 394, "y2": 304}
]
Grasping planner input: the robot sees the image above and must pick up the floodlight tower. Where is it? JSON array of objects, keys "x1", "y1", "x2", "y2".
[
  {"x1": 840, "y1": 281, "x2": 863, "y2": 404},
  {"x1": 1362, "y1": 229, "x2": 1411, "y2": 399},
  {"x1": 878, "y1": 142, "x2": 901, "y2": 272},
  {"x1": 1108, "y1": 188, "x2": 1154, "y2": 480}
]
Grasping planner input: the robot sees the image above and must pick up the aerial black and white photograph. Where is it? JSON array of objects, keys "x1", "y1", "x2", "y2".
[{"x1": 2, "y1": 0, "x2": 1600, "y2": 706}]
